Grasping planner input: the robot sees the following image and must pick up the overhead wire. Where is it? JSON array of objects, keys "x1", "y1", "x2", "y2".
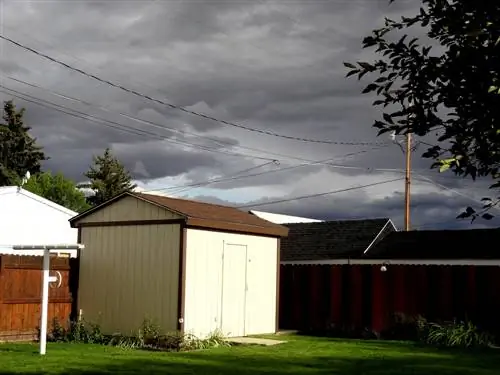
[
  {"x1": 0, "y1": 85, "x2": 278, "y2": 162},
  {"x1": 0, "y1": 33, "x2": 388, "y2": 147},
  {"x1": 411, "y1": 218, "x2": 484, "y2": 230},
  {"x1": 166, "y1": 160, "x2": 280, "y2": 196},
  {"x1": 142, "y1": 147, "x2": 389, "y2": 194},
  {"x1": 236, "y1": 177, "x2": 404, "y2": 209},
  {"x1": 4, "y1": 76, "x2": 385, "y2": 164},
  {"x1": 413, "y1": 173, "x2": 500, "y2": 212}
]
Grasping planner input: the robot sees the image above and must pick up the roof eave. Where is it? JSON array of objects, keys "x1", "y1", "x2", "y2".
[{"x1": 186, "y1": 217, "x2": 289, "y2": 237}]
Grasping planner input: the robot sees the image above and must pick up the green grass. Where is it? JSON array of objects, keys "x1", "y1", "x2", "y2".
[{"x1": 0, "y1": 334, "x2": 499, "y2": 374}]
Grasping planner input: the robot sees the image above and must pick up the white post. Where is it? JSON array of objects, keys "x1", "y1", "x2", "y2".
[
  {"x1": 40, "y1": 247, "x2": 50, "y2": 355},
  {"x1": 12, "y1": 244, "x2": 84, "y2": 356}
]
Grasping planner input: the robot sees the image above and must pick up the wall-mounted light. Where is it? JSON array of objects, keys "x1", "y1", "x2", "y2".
[{"x1": 380, "y1": 262, "x2": 389, "y2": 272}]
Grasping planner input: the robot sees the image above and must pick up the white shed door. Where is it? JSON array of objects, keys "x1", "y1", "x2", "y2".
[{"x1": 220, "y1": 243, "x2": 247, "y2": 337}]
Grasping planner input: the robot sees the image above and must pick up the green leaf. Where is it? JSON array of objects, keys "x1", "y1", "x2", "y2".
[
  {"x1": 465, "y1": 206, "x2": 476, "y2": 215},
  {"x1": 489, "y1": 85, "x2": 498, "y2": 93},
  {"x1": 383, "y1": 113, "x2": 393, "y2": 124},
  {"x1": 358, "y1": 61, "x2": 375, "y2": 70},
  {"x1": 343, "y1": 62, "x2": 356, "y2": 69},
  {"x1": 362, "y1": 84, "x2": 379, "y2": 93},
  {"x1": 439, "y1": 163, "x2": 451, "y2": 173}
]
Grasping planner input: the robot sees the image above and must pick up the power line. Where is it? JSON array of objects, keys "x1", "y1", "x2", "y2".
[
  {"x1": 143, "y1": 147, "x2": 388, "y2": 193},
  {"x1": 1, "y1": 83, "x2": 422, "y2": 181},
  {"x1": 0, "y1": 85, "x2": 462, "y2": 190},
  {"x1": 236, "y1": 177, "x2": 404, "y2": 209},
  {"x1": 0, "y1": 34, "x2": 388, "y2": 147},
  {"x1": 167, "y1": 160, "x2": 280, "y2": 196},
  {"x1": 5, "y1": 76, "x2": 384, "y2": 164},
  {"x1": 411, "y1": 218, "x2": 477, "y2": 230},
  {"x1": 147, "y1": 150, "x2": 468, "y2": 195},
  {"x1": 5, "y1": 76, "x2": 228, "y2": 148},
  {"x1": 0, "y1": 86, "x2": 278, "y2": 162},
  {"x1": 414, "y1": 173, "x2": 500, "y2": 212}
]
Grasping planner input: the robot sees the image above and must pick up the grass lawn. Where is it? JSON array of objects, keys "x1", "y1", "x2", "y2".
[{"x1": 0, "y1": 335, "x2": 499, "y2": 374}]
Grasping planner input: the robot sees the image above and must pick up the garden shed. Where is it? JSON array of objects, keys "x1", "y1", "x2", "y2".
[{"x1": 69, "y1": 192, "x2": 288, "y2": 339}]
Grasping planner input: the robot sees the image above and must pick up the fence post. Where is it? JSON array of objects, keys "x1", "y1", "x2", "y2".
[{"x1": 0, "y1": 256, "x2": 4, "y2": 332}]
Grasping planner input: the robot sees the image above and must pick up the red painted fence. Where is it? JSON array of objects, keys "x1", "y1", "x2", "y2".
[{"x1": 279, "y1": 264, "x2": 500, "y2": 336}]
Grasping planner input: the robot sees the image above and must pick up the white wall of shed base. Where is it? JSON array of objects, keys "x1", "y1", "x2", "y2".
[{"x1": 183, "y1": 228, "x2": 278, "y2": 339}]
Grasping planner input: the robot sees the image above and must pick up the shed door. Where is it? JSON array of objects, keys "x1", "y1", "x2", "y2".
[{"x1": 220, "y1": 243, "x2": 247, "y2": 337}]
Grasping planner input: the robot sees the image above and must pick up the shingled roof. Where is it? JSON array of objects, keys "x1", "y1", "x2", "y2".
[
  {"x1": 365, "y1": 228, "x2": 500, "y2": 260},
  {"x1": 70, "y1": 192, "x2": 288, "y2": 237},
  {"x1": 281, "y1": 218, "x2": 395, "y2": 262}
]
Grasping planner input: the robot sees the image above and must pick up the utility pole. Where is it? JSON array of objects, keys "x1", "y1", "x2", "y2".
[{"x1": 404, "y1": 132, "x2": 412, "y2": 231}]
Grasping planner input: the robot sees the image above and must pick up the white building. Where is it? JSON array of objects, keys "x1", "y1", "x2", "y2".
[
  {"x1": 249, "y1": 210, "x2": 323, "y2": 224},
  {"x1": 0, "y1": 187, "x2": 78, "y2": 257}
]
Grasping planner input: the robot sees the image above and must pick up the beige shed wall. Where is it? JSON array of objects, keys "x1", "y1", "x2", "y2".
[
  {"x1": 78, "y1": 223, "x2": 180, "y2": 335},
  {"x1": 76, "y1": 195, "x2": 182, "y2": 223},
  {"x1": 183, "y1": 228, "x2": 278, "y2": 338}
]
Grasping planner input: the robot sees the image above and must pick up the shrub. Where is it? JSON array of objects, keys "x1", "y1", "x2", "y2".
[
  {"x1": 381, "y1": 312, "x2": 427, "y2": 341},
  {"x1": 42, "y1": 316, "x2": 231, "y2": 352},
  {"x1": 42, "y1": 317, "x2": 108, "y2": 344},
  {"x1": 422, "y1": 320, "x2": 494, "y2": 348},
  {"x1": 181, "y1": 329, "x2": 231, "y2": 351}
]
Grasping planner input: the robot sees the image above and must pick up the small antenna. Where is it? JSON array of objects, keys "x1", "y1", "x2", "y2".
[{"x1": 20, "y1": 171, "x2": 31, "y2": 188}]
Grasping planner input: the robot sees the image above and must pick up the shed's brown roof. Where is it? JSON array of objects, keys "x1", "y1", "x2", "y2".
[{"x1": 71, "y1": 192, "x2": 288, "y2": 237}]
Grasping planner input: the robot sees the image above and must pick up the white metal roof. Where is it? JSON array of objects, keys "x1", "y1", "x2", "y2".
[
  {"x1": 0, "y1": 186, "x2": 77, "y2": 216},
  {"x1": 249, "y1": 210, "x2": 323, "y2": 224},
  {"x1": 0, "y1": 187, "x2": 78, "y2": 257}
]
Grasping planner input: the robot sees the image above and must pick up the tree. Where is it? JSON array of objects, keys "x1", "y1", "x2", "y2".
[
  {"x1": 0, "y1": 100, "x2": 47, "y2": 186},
  {"x1": 346, "y1": 1, "x2": 500, "y2": 221},
  {"x1": 23, "y1": 171, "x2": 90, "y2": 213},
  {"x1": 82, "y1": 148, "x2": 136, "y2": 206}
]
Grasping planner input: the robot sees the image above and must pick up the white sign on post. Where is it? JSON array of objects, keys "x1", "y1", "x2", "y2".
[{"x1": 12, "y1": 244, "x2": 84, "y2": 355}]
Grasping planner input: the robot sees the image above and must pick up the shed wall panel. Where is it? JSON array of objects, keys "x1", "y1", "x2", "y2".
[
  {"x1": 78, "y1": 224, "x2": 180, "y2": 334},
  {"x1": 183, "y1": 229, "x2": 278, "y2": 338},
  {"x1": 76, "y1": 195, "x2": 182, "y2": 224}
]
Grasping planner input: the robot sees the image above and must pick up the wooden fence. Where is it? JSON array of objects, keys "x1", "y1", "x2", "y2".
[{"x1": 0, "y1": 255, "x2": 78, "y2": 341}]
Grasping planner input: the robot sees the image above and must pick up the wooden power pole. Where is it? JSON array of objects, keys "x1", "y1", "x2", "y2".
[{"x1": 404, "y1": 132, "x2": 412, "y2": 231}]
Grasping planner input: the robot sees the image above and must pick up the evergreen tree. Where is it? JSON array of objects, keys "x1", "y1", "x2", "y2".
[
  {"x1": 24, "y1": 171, "x2": 90, "y2": 213},
  {"x1": 0, "y1": 100, "x2": 47, "y2": 186},
  {"x1": 82, "y1": 148, "x2": 136, "y2": 206}
]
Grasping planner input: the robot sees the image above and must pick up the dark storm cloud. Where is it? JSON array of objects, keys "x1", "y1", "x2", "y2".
[
  {"x1": 1, "y1": 0, "x2": 489, "y2": 230},
  {"x1": 0, "y1": 60, "x2": 29, "y2": 75},
  {"x1": 195, "y1": 187, "x2": 499, "y2": 231},
  {"x1": 43, "y1": 139, "x2": 220, "y2": 183}
]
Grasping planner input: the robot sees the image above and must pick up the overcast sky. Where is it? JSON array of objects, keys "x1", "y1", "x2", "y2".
[{"x1": 0, "y1": 0, "x2": 498, "y2": 230}]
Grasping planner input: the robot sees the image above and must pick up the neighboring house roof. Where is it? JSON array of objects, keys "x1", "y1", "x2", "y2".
[
  {"x1": 249, "y1": 210, "x2": 323, "y2": 224},
  {"x1": 365, "y1": 228, "x2": 500, "y2": 260},
  {"x1": 70, "y1": 191, "x2": 289, "y2": 237},
  {"x1": 0, "y1": 186, "x2": 77, "y2": 216},
  {"x1": 0, "y1": 186, "x2": 78, "y2": 257},
  {"x1": 281, "y1": 218, "x2": 395, "y2": 262}
]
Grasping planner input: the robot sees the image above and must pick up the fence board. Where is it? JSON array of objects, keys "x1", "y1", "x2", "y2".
[{"x1": 0, "y1": 255, "x2": 75, "y2": 340}]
